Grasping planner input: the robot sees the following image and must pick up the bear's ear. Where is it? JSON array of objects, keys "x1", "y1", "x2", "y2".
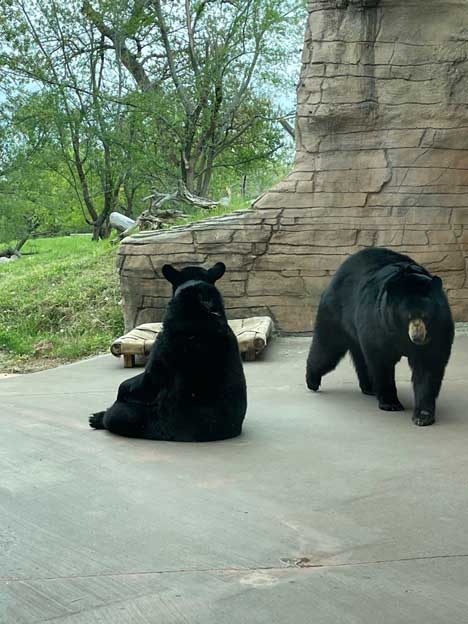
[
  {"x1": 207, "y1": 262, "x2": 226, "y2": 283},
  {"x1": 431, "y1": 275, "x2": 443, "y2": 290},
  {"x1": 162, "y1": 264, "x2": 181, "y2": 286}
]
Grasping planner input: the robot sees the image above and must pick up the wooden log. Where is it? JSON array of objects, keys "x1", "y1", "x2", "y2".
[{"x1": 109, "y1": 212, "x2": 136, "y2": 233}]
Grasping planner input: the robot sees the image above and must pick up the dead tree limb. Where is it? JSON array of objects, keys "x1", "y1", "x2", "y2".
[
  {"x1": 279, "y1": 117, "x2": 295, "y2": 139},
  {"x1": 142, "y1": 181, "x2": 220, "y2": 214},
  {"x1": 176, "y1": 181, "x2": 219, "y2": 209},
  {"x1": 0, "y1": 215, "x2": 40, "y2": 258},
  {"x1": 115, "y1": 181, "x2": 220, "y2": 240}
]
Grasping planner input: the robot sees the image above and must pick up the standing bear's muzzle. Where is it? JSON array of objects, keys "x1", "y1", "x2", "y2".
[{"x1": 409, "y1": 319, "x2": 427, "y2": 345}]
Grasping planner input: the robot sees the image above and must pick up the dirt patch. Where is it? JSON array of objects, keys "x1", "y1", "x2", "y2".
[{"x1": 1, "y1": 356, "x2": 77, "y2": 375}]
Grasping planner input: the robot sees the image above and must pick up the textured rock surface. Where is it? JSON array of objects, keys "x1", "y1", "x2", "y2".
[{"x1": 120, "y1": 0, "x2": 468, "y2": 333}]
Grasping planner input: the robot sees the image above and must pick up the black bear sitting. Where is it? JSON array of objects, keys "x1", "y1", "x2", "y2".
[
  {"x1": 90, "y1": 262, "x2": 247, "y2": 441},
  {"x1": 306, "y1": 248, "x2": 454, "y2": 426}
]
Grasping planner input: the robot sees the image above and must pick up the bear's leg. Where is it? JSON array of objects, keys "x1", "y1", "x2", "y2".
[
  {"x1": 350, "y1": 344, "x2": 374, "y2": 395},
  {"x1": 409, "y1": 359, "x2": 445, "y2": 426},
  {"x1": 306, "y1": 313, "x2": 348, "y2": 391},
  {"x1": 362, "y1": 349, "x2": 404, "y2": 411},
  {"x1": 89, "y1": 402, "x2": 150, "y2": 438}
]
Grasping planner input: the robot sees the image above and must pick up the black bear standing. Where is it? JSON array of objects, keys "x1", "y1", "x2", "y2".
[
  {"x1": 90, "y1": 262, "x2": 247, "y2": 441},
  {"x1": 306, "y1": 248, "x2": 454, "y2": 426}
]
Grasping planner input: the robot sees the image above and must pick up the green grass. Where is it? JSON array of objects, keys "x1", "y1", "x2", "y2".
[{"x1": 0, "y1": 236, "x2": 124, "y2": 373}]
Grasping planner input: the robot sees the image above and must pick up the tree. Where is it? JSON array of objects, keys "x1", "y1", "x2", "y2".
[
  {"x1": 0, "y1": 0, "x2": 304, "y2": 237},
  {"x1": 1, "y1": 1, "x2": 144, "y2": 239},
  {"x1": 82, "y1": 0, "x2": 302, "y2": 196}
]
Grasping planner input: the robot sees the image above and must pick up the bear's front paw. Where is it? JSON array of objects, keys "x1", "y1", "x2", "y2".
[
  {"x1": 378, "y1": 400, "x2": 404, "y2": 412},
  {"x1": 360, "y1": 385, "x2": 375, "y2": 396},
  {"x1": 412, "y1": 409, "x2": 435, "y2": 427},
  {"x1": 306, "y1": 374, "x2": 321, "y2": 392}
]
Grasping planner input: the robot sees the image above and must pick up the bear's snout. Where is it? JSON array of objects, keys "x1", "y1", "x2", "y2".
[{"x1": 409, "y1": 319, "x2": 427, "y2": 345}]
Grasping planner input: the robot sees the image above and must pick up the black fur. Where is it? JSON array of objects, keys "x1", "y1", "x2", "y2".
[
  {"x1": 90, "y1": 263, "x2": 247, "y2": 441},
  {"x1": 306, "y1": 248, "x2": 454, "y2": 426}
]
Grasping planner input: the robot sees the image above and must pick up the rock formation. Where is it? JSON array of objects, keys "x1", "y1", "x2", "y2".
[{"x1": 119, "y1": 0, "x2": 468, "y2": 332}]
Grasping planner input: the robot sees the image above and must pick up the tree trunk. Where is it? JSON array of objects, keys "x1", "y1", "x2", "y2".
[
  {"x1": 181, "y1": 150, "x2": 197, "y2": 194},
  {"x1": 91, "y1": 224, "x2": 101, "y2": 241},
  {"x1": 92, "y1": 216, "x2": 111, "y2": 240},
  {"x1": 123, "y1": 181, "x2": 136, "y2": 218},
  {"x1": 197, "y1": 163, "x2": 214, "y2": 198},
  {"x1": 241, "y1": 175, "x2": 247, "y2": 198}
]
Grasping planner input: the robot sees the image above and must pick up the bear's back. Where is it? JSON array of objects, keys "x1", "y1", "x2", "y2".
[{"x1": 163, "y1": 325, "x2": 242, "y2": 394}]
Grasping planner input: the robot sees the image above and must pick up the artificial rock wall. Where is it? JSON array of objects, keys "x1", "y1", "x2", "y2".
[{"x1": 119, "y1": 0, "x2": 468, "y2": 333}]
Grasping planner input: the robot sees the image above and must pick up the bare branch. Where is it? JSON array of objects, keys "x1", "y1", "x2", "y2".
[
  {"x1": 185, "y1": 0, "x2": 200, "y2": 75},
  {"x1": 279, "y1": 117, "x2": 295, "y2": 139},
  {"x1": 82, "y1": 0, "x2": 152, "y2": 90},
  {"x1": 152, "y1": 0, "x2": 192, "y2": 114}
]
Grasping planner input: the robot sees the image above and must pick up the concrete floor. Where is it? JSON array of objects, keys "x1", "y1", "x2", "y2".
[{"x1": 1, "y1": 337, "x2": 468, "y2": 623}]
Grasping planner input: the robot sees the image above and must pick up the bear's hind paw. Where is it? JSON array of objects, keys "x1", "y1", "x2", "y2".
[
  {"x1": 89, "y1": 411, "x2": 105, "y2": 429},
  {"x1": 378, "y1": 400, "x2": 404, "y2": 412}
]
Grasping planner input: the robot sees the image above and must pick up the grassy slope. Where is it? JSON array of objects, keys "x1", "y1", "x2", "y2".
[
  {"x1": 0, "y1": 236, "x2": 124, "y2": 373},
  {"x1": 0, "y1": 200, "x2": 252, "y2": 374}
]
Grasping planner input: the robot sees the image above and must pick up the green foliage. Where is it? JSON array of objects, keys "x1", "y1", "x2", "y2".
[
  {"x1": 0, "y1": 0, "x2": 305, "y2": 241},
  {"x1": 0, "y1": 155, "x2": 88, "y2": 242},
  {"x1": 0, "y1": 236, "x2": 123, "y2": 372}
]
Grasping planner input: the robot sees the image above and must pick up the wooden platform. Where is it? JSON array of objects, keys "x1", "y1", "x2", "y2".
[{"x1": 111, "y1": 316, "x2": 274, "y2": 367}]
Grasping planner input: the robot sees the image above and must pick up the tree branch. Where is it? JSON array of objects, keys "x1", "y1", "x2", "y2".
[
  {"x1": 153, "y1": 0, "x2": 192, "y2": 114},
  {"x1": 279, "y1": 117, "x2": 295, "y2": 139},
  {"x1": 82, "y1": 0, "x2": 152, "y2": 90},
  {"x1": 185, "y1": 0, "x2": 200, "y2": 76}
]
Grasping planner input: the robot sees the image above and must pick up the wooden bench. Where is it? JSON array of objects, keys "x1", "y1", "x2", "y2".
[{"x1": 111, "y1": 317, "x2": 274, "y2": 367}]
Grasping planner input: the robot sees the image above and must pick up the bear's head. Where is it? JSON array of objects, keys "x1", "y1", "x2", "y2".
[
  {"x1": 169, "y1": 280, "x2": 227, "y2": 322},
  {"x1": 382, "y1": 265, "x2": 444, "y2": 346},
  {"x1": 162, "y1": 262, "x2": 227, "y2": 324},
  {"x1": 162, "y1": 262, "x2": 226, "y2": 294}
]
